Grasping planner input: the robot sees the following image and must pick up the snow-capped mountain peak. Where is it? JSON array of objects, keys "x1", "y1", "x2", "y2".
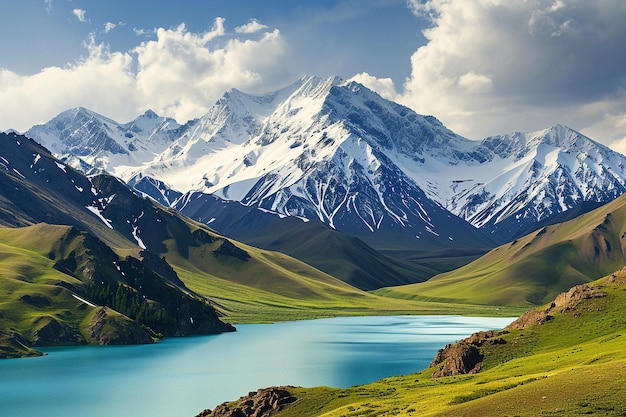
[
  {"x1": 437, "y1": 124, "x2": 626, "y2": 240},
  {"x1": 26, "y1": 108, "x2": 182, "y2": 175},
  {"x1": 123, "y1": 76, "x2": 494, "y2": 247}
]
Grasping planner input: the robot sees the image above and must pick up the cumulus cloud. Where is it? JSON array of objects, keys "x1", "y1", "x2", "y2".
[
  {"x1": 133, "y1": 19, "x2": 289, "y2": 122},
  {"x1": 104, "y1": 22, "x2": 116, "y2": 33},
  {"x1": 399, "y1": 0, "x2": 626, "y2": 144},
  {"x1": 72, "y1": 9, "x2": 88, "y2": 23},
  {"x1": 0, "y1": 37, "x2": 136, "y2": 130},
  {"x1": 235, "y1": 19, "x2": 268, "y2": 34},
  {"x1": 349, "y1": 72, "x2": 399, "y2": 101},
  {"x1": 0, "y1": 18, "x2": 291, "y2": 131},
  {"x1": 6, "y1": 2, "x2": 626, "y2": 151},
  {"x1": 457, "y1": 71, "x2": 492, "y2": 94}
]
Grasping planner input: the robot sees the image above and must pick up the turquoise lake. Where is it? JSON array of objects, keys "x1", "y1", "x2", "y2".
[{"x1": 0, "y1": 315, "x2": 514, "y2": 417}]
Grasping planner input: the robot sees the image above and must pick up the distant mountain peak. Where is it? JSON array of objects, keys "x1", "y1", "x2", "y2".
[
  {"x1": 63, "y1": 106, "x2": 114, "y2": 122},
  {"x1": 68, "y1": 106, "x2": 90, "y2": 115},
  {"x1": 141, "y1": 109, "x2": 159, "y2": 119},
  {"x1": 25, "y1": 107, "x2": 182, "y2": 175}
]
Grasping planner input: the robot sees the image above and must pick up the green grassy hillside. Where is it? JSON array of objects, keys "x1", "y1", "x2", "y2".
[
  {"x1": 0, "y1": 223, "x2": 237, "y2": 357},
  {"x1": 151, "y1": 222, "x2": 521, "y2": 323},
  {"x1": 86, "y1": 175, "x2": 523, "y2": 322},
  {"x1": 206, "y1": 270, "x2": 626, "y2": 416},
  {"x1": 0, "y1": 226, "x2": 88, "y2": 357},
  {"x1": 231, "y1": 218, "x2": 440, "y2": 290},
  {"x1": 374, "y1": 193, "x2": 626, "y2": 307}
]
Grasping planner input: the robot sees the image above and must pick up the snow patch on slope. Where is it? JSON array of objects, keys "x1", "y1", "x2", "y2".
[{"x1": 86, "y1": 205, "x2": 113, "y2": 229}]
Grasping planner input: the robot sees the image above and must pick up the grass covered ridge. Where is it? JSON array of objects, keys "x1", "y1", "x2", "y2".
[
  {"x1": 374, "y1": 193, "x2": 626, "y2": 307},
  {"x1": 0, "y1": 223, "x2": 238, "y2": 357},
  {"x1": 0, "y1": 224, "x2": 92, "y2": 357}
]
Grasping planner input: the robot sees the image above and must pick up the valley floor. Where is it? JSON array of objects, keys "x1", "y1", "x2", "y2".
[{"x1": 176, "y1": 269, "x2": 526, "y2": 324}]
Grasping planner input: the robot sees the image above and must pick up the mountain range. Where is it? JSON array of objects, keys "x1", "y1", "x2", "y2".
[{"x1": 24, "y1": 76, "x2": 626, "y2": 255}]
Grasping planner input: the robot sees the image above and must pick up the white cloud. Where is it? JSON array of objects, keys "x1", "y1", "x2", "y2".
[
  {"x1": 0, "y1": 18, "x2": 292, "y2": 132},
  {"x1": 457, "y1": 71, "x2": 492, "y2": 94},
  {"x1": 72, "y1": 9, "x2": 88, "y2": 23},
  {"x1": 235, "y1": 19, "x2": 269, "y2": 34},
  {"x1": 0, "y1": 38, "x2": 136, "y2": 130},
  {"x1": 399, "y1": 0, "x2": 626, "y2": 146},
  {"x1": 133, "y1": 28, "x2": 153, "y2": 37},
  {"x1": 133, "y1": 19, "x2": 290, "y2": 122},
  {"x1": 349, "y1": 72, "x2": 399, "y2": 101},
  {"x1": 44, "y1": 0, "x2": 52, "y2": 13},
  {"x1": 579, "y1": 103, "x2": 626, "y2": 153},
  {"x1": 104, "y1": 22, "x2": 116, "y2": 33},
  {"x1": 5, "y1": 2, "x2": 626, "y2": 153}
]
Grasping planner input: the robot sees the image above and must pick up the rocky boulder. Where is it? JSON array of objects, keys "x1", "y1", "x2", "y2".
[
  {"x1": 196, "y1": 387, "x2": 296, "y2": 417},
  {"x1": 430, "y1": 330, "x2": 507, "y2": 378},
  {"x1": 430, "y1": 342, "x2": 483, "y2": 377}
]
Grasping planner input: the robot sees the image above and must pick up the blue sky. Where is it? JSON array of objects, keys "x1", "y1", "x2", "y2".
[
  {"x1": 2, "y1": 1, "x2": 626, "y2": 152},
  {"x1": 2, "y1": 0, "x2": 422, "y2": 81}
]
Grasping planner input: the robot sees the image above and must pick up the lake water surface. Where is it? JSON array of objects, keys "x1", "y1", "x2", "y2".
[{"x1": 0, "y1": 315, "x2": 514, "y2": 417}]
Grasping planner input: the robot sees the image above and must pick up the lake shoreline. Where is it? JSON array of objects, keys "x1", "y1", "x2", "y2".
[{"x1": 1, "y1": 315, "x2": 515, "y2": 416}]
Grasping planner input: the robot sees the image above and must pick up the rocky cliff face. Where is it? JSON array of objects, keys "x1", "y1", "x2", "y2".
[
  {"x1": 505, "y1": 282, "x2": 608, "y2": 330},
  {"x1": 31, "y1": 316, "x2": 84, "y2": 346},
  {"x1": 429, "y1": 330, "x2": 506, "y2": 377}
]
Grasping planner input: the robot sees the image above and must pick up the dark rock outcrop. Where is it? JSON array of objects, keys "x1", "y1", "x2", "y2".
[
  {"x1": 212, "y1": 239, "x2": 250, "y2": 261},
  {"x1": 196, "y1": 387, "x2": 296, "y2": 417},
  {"x1": 139, "y1": 249, "x2": 185, "y2": 287},
  {"x1": 430, "y1": 330, "x2": 506, "y2": 378},
  {"x1": 430, "y1": 342, "x2": 483, "y2": 377},
  {"x1": 0, "y1": 331, "x2": 43, "y2": 359}
]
